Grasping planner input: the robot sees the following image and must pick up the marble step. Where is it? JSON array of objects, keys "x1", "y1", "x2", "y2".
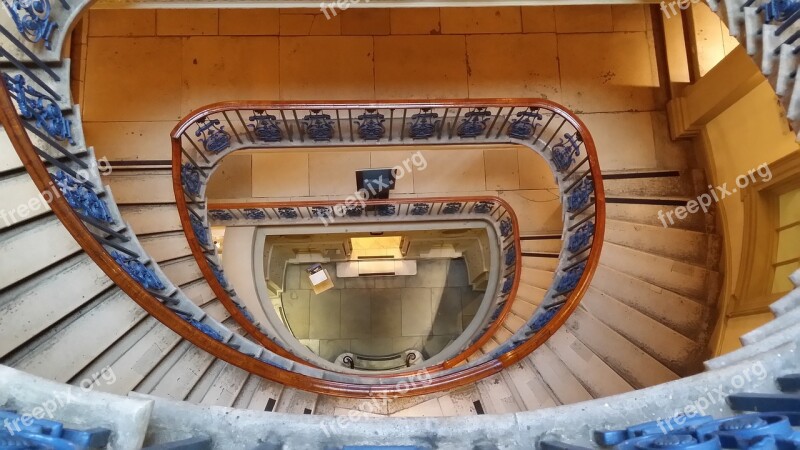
[
  {"x1": 770, "y1": 286, "x2": 800, "y2": 317},
  {"x1": 140, "y1": 340, "x2": 217, "y2": 401},
  {"x1": 502, "y1": 359, "x2": 559, "y2": 410},
  {"x1": 606, "y1": 203, "x2": 708, "y2": 232},
  {"x1": 275, "y1": 387, "x2": 318, "y2": 414},
  {"x1": 139, "y1": 231, "x2": 193, "y2": 263},
  {"x1": 601, "y1": 171, "x2": 697, "y2": 198},
  {"x1": 605, "y1": 219, "x2": 716, "y2": 268},
  {"x1": 527, "y1": 342, "x2": 593, "y2": 404},
  {"x1": 705, "y1": 320, "x2": 800, "y2": 370},
  {"x1": 119, "y1": 204, "x2": 183, "y2": 235},
  {"x1": 106, "y1": 170, "x2": 176, "y2": 204},
  {"x1": 475, "y1": 373, "x2": 524, "y2": 414},
  {"x1": 741, "y1": 306, "x2": 799, "y2": 345}
]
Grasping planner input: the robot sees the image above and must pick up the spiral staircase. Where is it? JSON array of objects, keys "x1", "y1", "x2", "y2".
[{"x1": 0, "y1": 1, "x2": 798, "y2": 449}]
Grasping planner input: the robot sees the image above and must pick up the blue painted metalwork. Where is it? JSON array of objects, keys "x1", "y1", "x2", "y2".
[
  {"x1": 303, "y1": 110, "x2": 335, "y2": 141},
  {"x1": 568, "y1": 221, "x2": 595, "y2": 253},
  {"x1": 567, "y1": 178, "x2": 594, "y2": 212},
  {"x1": 695, "y1": 414, "x2": 800, "y2": 448},
  {"x1": 500, "y1": 218, "x2": 513, "y2": 238},
  {"x1": 501, "y1": 274, "x2": 514, "y2": 295},
  {"x1": 728, "y1": 393, "x2": 800, "y2": 414},
  {"x1": 456, "y1": 108, "x2": 492, "y2": 138},
  {"x1": 277, "y1": 207, "x2": 298, "y2": 219},
  {"x1": 181, "y1": 163, "x2": 202, "y2": 197},
  {"x1": 177, "y1": 313, "x2": 224, "y2": 342},
  {"x1": 594, "y1": 415, "x2": 715, "y2": 446},
  {"x1": 356, "y1": 110, "x2": 386, "y2": 140},
  {"x1": 762, "y1": 0, "x2": 800, "y2": 22},
  {"x1": 377, "y1": 204, "x2": 396, "y2": 216},
  {"x1": 346, "y1": 205, "x2": 364, "y2": 217},
  {"x1": 410, "y1": 203, "x2": 430, "y2": 215},
  {"x1": 508, "y1": 108, "x2": 544, "y2": 140},
  {"x1": 5, "y1": 74, "x2": 74, "y2": 144},
  {"x1": 408, "y1": 109, "x2": 440, "y2": 139},
  {"x1": 248, "y1": 111, "x2": 283, "y2": 142},
  {"x1": 208, "y1": 210, "x2": 234, "y2": 221},
  {"x1": 195, "y1": 119, "x2": 231, "y2": 154},
  {"x1": 236, "y1": 302, "x2": 255, "y2": 323},
  {"x1": 311, "y1": 206, "x2": 332, "y2": 218},
  {"x1": 209, "y1": 262, "x2": 229, "y2": 289},
  {"x1": 53, "y1": 171, "x2": 114, "y2": 223},
  {"x1": 442, "y1": 202, "x2": 462, "y2": 214},
  {"x1": 112, "y1": 251, "x2": 166, "y2": 291},
  {"x1": 242, "y1": 208, "x2": 266, "y2": 220},
  {"x1": 778, "y1": 374, "x2": 800, "y2": 392},
  {"x1": 474, "y1": 201, "x2": 495, "y2": 214},
  {"x1": 529, "y1": 306, "x2": 560, "y2": 334},
  {"x1": 505, "y1": 246, "x2": 516, "y2": 266},
  {"x1": 3, "y1": 0, "x2": 57, "y2": 49},
  {"x1": 490, "y1": 301, "x2": 506, "y2": 321},
  {"x1": 0, "y1": 410, "x2": 111, "y2": 450},
  {"x1": 551, "y1": 132, "x2": 583, "y2": 172},
  {"x1": 555, "y1": 262, "x2": 586, "y2": 293},
  {"x1": 190, "y1": 215, "x2": 210, "y2": 246}
]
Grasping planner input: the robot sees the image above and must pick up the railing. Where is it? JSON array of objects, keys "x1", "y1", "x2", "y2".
[{"x1": 206, "y1": 196, "x2": 521, "y2": 371}]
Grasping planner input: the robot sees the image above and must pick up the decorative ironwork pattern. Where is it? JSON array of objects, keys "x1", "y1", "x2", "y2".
[
  {"x1": 568, "y1": 221, "x2": 595, "y2": 253},
  {"x1": 501, "y1": 274, "x2": 515, "y2": 295},
  {"x1": 763, "y1": 0, "x2": 800, "y2": 23},
  {"x1": 195, "y1": 119, "x2": 231, "y2": 154},
  {"x1": 181, "y1": 163, "x2": 202, "y2": 197},
  {"x1": 210, "y1": 262, "x2": 229, "y2": 289},
  {"x1": 248, "y1": 111, "x2": 283, "y2": 142},
  {"x1": 3, "y1": 0, "x2": 57, "y2": 49},
  {"x1": 442, "y1": 202, "x2": 462, "y2": 214},
  {"x1": 5, "y1": 74, "x2": 74, "y2": 144},
  {"x1": 243, "y1": 208, "x2": 266, "y2": 220},
  {"x1": 209, "y1": 210, "x2": 234, "y2": 221},
  {"x1": 505, "y1": 246, "x2": 516, "y2": 266},
  {"x1": 474, "y1": 201, "x2": 495, "y2": 214},
  {"x1": 500, "y1": 218, "x2": 513, "y2": 238},
  {"x1": 377, "y1": 204, "x2": 396, "y2": 216},
  {"x1": 356, "y1": 110, "x2": 386, "y2": 140},
  {"x1": 53, "y1": 171, "x2": 114, "y2": 223},
  {"x1": 178, "y1": 312, "x2": 224, "y2": 342},
  {"x1": 303, "y1": 110, "x2": 335, "y2": 141},
  {"x1": 555, "y1": 262, "x2": 586, "y2": 293},
  {"x1": 190, "y1": 215, "x2": 210, "y2": 246},
  {"x1": 551, "y1": 132, "x2": 583, "y2": 172},
  {"x1": 507, "y1": 108, "x2": 543, "y2": 140},
  {"x1": 408, "y1": 109, "x2": 440, "y2": 139},
  {"x1": 529, "y1": 306, "x2": 560, "y2": 334},
  {"x1": 346, "y1": 205, "x2": 364, "y2": 217},
  {"x1": 410, "y1": 203, "x2": 430, "y2": 215},
  {"x1": 311, "y1": 206, "x2": 332, "y2": 218},
  {"x1": 277, "y1": 207, "x2": 298, "y2": 219},
  {"x1": 567, "y1": 178, "x2": 594, "y2": 212},
  {"x1": 0, "y1": 410, "x2": 110, "y2": 449},
  {"x1": 457, "y1": 108, "x2": 492, "y2": 138},
  {"x1": 112, "y1": 251, "x2": 166, "y2": 291}
]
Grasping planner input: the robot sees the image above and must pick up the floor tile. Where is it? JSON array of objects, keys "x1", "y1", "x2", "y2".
[
  {"x1": 484, "y1": 147, "x2": 520, "y2": 190},
  {"x1": 406, "y1": 260, "x2": 448, "y2": 288},
  {"x1": 350, "y1": 337, "x2": 395, "y2": 355},
  {"x1": 251, "y1": 152, "x2": 309, "y2": 198},
  {"x1": 345, "y1": 277, "x2": 375, "y2": 289},
  {"x1": 401, "y1": 288, "x2": 432, "y2": 336},
  {"x1": 374, "y1": 35, "x2": 468, "y2": 99},
  {"x1": 181, "y1": 36, "x2": 280, "y2": 115},
  {"x1": 431, "y1": 287, "x2": 463, "y2": 335},
  {"x1": 157, "y1": 9, "x2": 218, "y2": 36},
  {"x1": 521, "y1": 6, "x2": 556, "y2": 33},
  {"x1": 373, "y1": 276, "x2": 407, "y2": 289},
  {"x1": 422, "y1": 335, "x2": 456, "y2": 357},
  {"x1": 498, "y1": 190, "x2": 563, "y2": 234},
  {"x1": 390, "y1": 8, "x2": 441, "y2": 35},
  {"x1": 280, "y1": 37, "x2": 374, "y2": 100},
  {"x1": 282, "y1": 290, "x2": 310, "y2": 339},
  {"x1": 440, "y1": 7, "x2": 522, "y2": 34},
  {"x1": 340, "y1": 290, "x2": 372, "y2": 339},
  {"x1": 612, "y1": 5, "x2": 647, "y2": 32},
  {"x1": 445, "y1": 259, "x2": 470, "y2": 287},
  {"x1": 558, "y1": 32, "x2": 658, "y2": 113},
  {"x1": 319, "y1": 339, "x2": 351, "y2": 361},
  {"x1": 371, "y1": 289, "x2": 403, "y2": 337},
  {"x1": 308, "y1": 151, "x2": 372, "y2": 196},
  {"x1": 461, "y1": 289, "x2": 483, "y2": 316},
  {"x1": 219, "y1": 9, "x2": 280, "y2": 35},
  {"x1": 554, "y1": 5, "x2": 613, "y2": 33},
  {"x1": 84, "y1": 37, "x2": 182, "y2": 122},
  {"x1": 341, "y1": 9, "x2": 391, "y2": 35},
  {"x1": 466, "y1": 33, "x2": 560, "y2": 101},
  {"x1": 413, "y1": 148, "x2": 486, "y2": 193},
  {"x1": 309, "y1": 290, "x2": 341, "y2": 339},
  {"x1": 89, "y1": 9, "x2": 156, "y2": 37}
]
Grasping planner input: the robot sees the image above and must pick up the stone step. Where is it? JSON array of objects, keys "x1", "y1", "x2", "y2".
[
  {"x1": 159, "y1": 256, "x2": 203, "y2": 288},
  {"x1": 106, "y1": 170, "x2": 176, "y2": 204},
  {"x1": 705, "y1": 321, "x2": 800, "y2": 370},
  {"x1": 600, "y1": 242, "x2": 716, "y2": 303},
  {"x1": 143, "y1": 342, "x2": 217, "y2": 401},
  {"x1": 770, "y1": 287, "x2": 800, "y2": 317},
  {"x1": 11, "y1": 288, "x2": 148, "y2": 382},
  {"x1": 605, "y1": 219, "x2": 715, "y2": 268},
  {"x1": 606, "y1": 203, "x2": 708, "y2": 232},
  {"x1": 185, "y1": 358, "x2": 229, "y2": 404},
  {"x1": 139, "y1": 231, "x2": 192, "y2": 263},
  {"x1": 566, "y1": 308, "x2": 679, "y2": 388},
  {"x1": 581, "y1": 287, "x2": 704, "y2": 376},
  {"x1": 520, "y1": 238, "x2": 562, "y2": 254},
  {"x1": 0, "y1": 214, "x2": 80, "y2": 289},
  {"x1": 276, "y1": 387, "x2": 318, "y2": 414},
  {"x1": 516, "y1": 282, "x2": 547, "y2": 305},
  {"x1": 0, "y1": 252, "x2": 112, "y2": 358},
  {"x1": 0, "y1": 170, "x2": 53, "y2": 230},
  {"x1": 181, "y1": 279, "x2": 217, "y2": 307},
  {"x1": 527, "y1": 343, "x2": 593, "y2": 404},
  {"x1": 546, "y1": 328, "x2": 634, "y2": 398},
  {"x1": 119, "y1": 204, "x2": 183, "y2": 235},
  {"x1": 1, "y1": 60, "x2": 73, "y2": 110},
  {"x1": 741, "y1": 306, "x2": 798, "y2": 345},
  {"x1": 520, "y1": 266, "x2": 555, "y2": 291},
  {"x1": 521, "y1": 256, "x2": 559, "y2": 272},
  {"x1": 601, "y1": 171, "x2": 697, "y2": 198},
  {"x1": 236, "y1": 376, "x2": 285, "y2": 413},
  {"x1": 502, "y1": 359, "x2": 559, "y2": 410},
  {"x1": 590, "y1": 264, "x2": 707, "y2": 339},
  {"x1": 475, "y1": 373, "x2": 523, "y2": 414}
]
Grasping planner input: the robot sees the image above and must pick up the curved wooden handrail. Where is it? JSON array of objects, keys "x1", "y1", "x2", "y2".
[{"x1": 205, "y1": 195, "x2": 523, "y2": 374}]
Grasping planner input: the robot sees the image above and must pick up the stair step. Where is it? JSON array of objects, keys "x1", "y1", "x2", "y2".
[
  {"x1": 520, "y1": 267, "x2": 555, "y2": 290},
  {"x1": 566, "y1": 308, "x2": 679, "y2": 388},
  {"x1": 139, "y1": 232, "x2": 192, "y2": 263},
  {"x1": 503, "y1": 359, "x2": 559, "y2": 410},
  {"x1": 185, "y1": 358, "x2": 228, "y2": 404},
  {"x1": 770, "y1": 287, "x2": 800, "y2": 317},
  {"x1": 106, "y1": 170, "x2": 176, "y2": 204},
  {"x1": 119, "y1": 204, "x2": 183, "y2": 235},
  {"x1": 510, "y1": 299, "x2": 537, "y2": 319},
  {"x1": 601, "y1": 171, "x2": 695, "y2": 198},
  {"x1": 521, "y1": 238, "x2": 562, "y2": 254},
  {"x1": 475, "y1": 373, "x2": 523, "y2": 414},
  {"x1": 741, "y1": 307, "x2": 797, "y2": 345},
  {"x1": 0, "y1": 215, "x2": 81, "y2": 289},
  {"x1": 275, "y1": 387, "x2": 318, "y2": 414},
  {"x1": 527, "y1": 343, "x2": 593, "y2": 404},
  {"x1": 0, "y1": 171, "x2": 52, "y2": 230},
  {"x1": 546, "y1": 328, "x2": 634, "y2": 398},
  {"x1": 160, "y1": 256, "x2": 203, "y2": 287},
  {"x1": 181, "y1": 279, "x2": 217, "y2": 307},
  {"x1": 600, "y1": 242, "x2": 715, "y2": 302},
  {"x1": 516, "y1": 282, "x2": 547, "y2": 305},
  {"x1": 145, "y1": 343, "x2": 217, "y2": 401},
  {"x1": 606, "y1": 203, "x2": 708, "y2": 232},
  {"x1": 522, "y1": 256, "x2": 560, "y2": 271},
  {"x1": 0, "y1": 7, "x2": 71, "y2": 63},
  {"x1": 605, "y1": 219, "x2": 714, "y2": 268},
  {"x1": 705, "y1": 321, "x2": 800, "y2": 370},
  {"x1": 0, "y1": 253, "x2": 112, "y2": 358},
  {"x1": 13, "y1": 288, "x2": 148, "y2": 382},
  {"x1": 245, "y1": 378, "x2": 285, "y2": 412},
  {"x1": 582, "y1": 288, "x2": 704, "y2": 375}
]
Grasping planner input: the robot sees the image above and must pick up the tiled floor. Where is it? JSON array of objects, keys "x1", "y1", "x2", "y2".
[{"x1": 281, "y1": 259, "x2": 481, "y2": 362}]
